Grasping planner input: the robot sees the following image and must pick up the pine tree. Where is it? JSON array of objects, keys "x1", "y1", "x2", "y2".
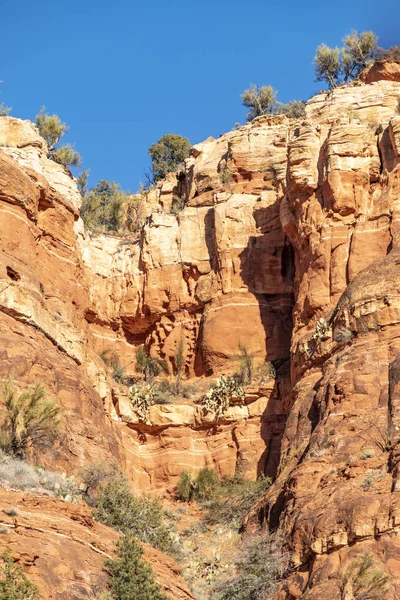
[{"x1": 106, "y1": 536, "x2": 167, "y2": 600}]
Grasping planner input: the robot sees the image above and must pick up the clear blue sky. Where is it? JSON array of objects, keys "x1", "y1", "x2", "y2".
[{"x1": 2, "y1": 0, "x2": 399, "y2": 191}]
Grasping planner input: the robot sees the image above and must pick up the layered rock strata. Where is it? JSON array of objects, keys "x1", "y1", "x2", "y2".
[{"x1": 1, "y1": 61, "x2": 400, "y2": 596}]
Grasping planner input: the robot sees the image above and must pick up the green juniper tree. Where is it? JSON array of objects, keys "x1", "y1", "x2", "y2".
[
  {"x1": 106, "y1": 535, "x2": 167, "y2": 600},
  {"x1": 148, "y1": 134, "x2": 191, "y2": 183}
]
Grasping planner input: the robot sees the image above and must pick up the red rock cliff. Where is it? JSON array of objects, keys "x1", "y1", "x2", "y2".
[{"x1": 2, "y1": 61, "x2": 400, "y2": 596}]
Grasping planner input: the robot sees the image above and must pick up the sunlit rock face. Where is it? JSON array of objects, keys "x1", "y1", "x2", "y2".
[{"x1": 2, "y1": 61, "x2": 400, "y2": 596}]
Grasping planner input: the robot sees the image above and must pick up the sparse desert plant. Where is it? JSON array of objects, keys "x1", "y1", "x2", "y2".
[
  {"x1": 203, "y1": 475, "x2": 271, "y2": 529},
  {"x1": 2, "y1": 507, "x2": 18, "y2": 517},
  {"x1": 135, "y1": 346, "x2": 168, "y2": 383},
  {"x1": 236, "y1": 344, "x2": 254, "y2": 385},
  {"x1": 360, "y1": 448, "x2": 375, "y2": 460},
  {"x1": 171, "y1": 195, "x2": 186, "y2": 215},
  {"x1": 91, "y1": 469, "x2": 176, "y2": 555},
  {"x1": 148, "y1": 134, "x2": 191, "y2": 183},
  {"x1": 0, "y1": 552, "x2": 40, "y2": 599},
  {"x1": 254, "y1": 361, "x2": 276, "y2": 384},
  {"x1": 0, "y1": 377, "x2": 60, "y2": 459},
  {"x1": 80, "y1": 180, "x2": 132, "y2": 234},
  {"x1": 220, "y1": 167, "x2": 233, "y2": 185},
  {"x1": 202, "y1": 375, "x2": 245, "y2": 421},
  {"x1": 176, "y1": 471, "x2": 194, "y2": 502},
  {"x1": 276, "y1": 99, "x2": 306, "y2": 118},
  {"x1": 35, "y1": 106, "x2": 81, "y2": 168},
  {"x1": 51, "y1": 143, "x2": 81, "y2": 168},
  {"x1": 241, "y1": 84, "x2": 277, "y2": 121},
  {"x1": 312, "y1": 318, "x2": 329, "y2": 340},
  {"x1": 99, "y1": 349, "x2": 126, "y2": 383},
  {"x1": 106, "y1": 535, "x2": 167, "y2": 600},
  {"x1": 0, "y1": 451, "x2": 81, "y2": 501},
  {"x1": 173, "y1": 338, "x2": 185, "y2": 396},
  {"x1": 195, "y1": 468, "x2": 220, "y2": 500},
  {"x1": 314, "y1": 30, "x2": 378, "y2": 88},
  {"x1": 377, "y1": 45, "x2": 400, "y2": 62},
  {"x1": 213, "y1": 534, "x2": 288, "y2": 600},
  {"x1": 340, "y1": 552, "x2": 389, "y2": 600}
]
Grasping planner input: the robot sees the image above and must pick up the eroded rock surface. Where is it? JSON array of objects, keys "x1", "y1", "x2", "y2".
[{"x1": 2, "y1": 62, "x2": 400, "y2": 595}]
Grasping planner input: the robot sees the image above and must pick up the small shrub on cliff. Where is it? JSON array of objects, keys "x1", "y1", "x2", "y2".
[
  {"x1": 176, "y1": 468, "x2": 219, "y2": 502},
  {"x1": 51, "y1": 144, "x2": 81, "y2": 168},
  {"x1": 203, "y1": 475, "x2": 272, "y2": 530},
  {"x1": 377, "y1": 45, "x2": 400, "y2": 63},
  {"x1": 340, "y1": 552, "x2": 389, "y2": 600},
  {"x1": 106, "y1": 535, "x2": 167, "y2": 600},
  {"x1": 314, "y1": 30, "x2": 378, "y2": 88},
  {"x1": 148, "y1": 134, "x2": 191, "y2": 183},
  {"x1": 0, "y1": 552, "x2": 40, "y2": 600},
  {"x1": 176, "y1": 471, "x2": 194, "y2": 502},
  {"x1": 0, "y1": 451, "x2": 81, "y2": 501},
  {"x1": 0, "y1": 377, "x2": 60, "y2": 459},
  {"x1": 235, "y1": 344, "x2": 254, "y2": 385},
  {"x1": 213, "y1": 534, "x2": 288, "y2": 600},
  {"x1": 241, "y1": 84, "x2": 277, "y2": 121},
  {"x1": 86, "y1": 468, "x2": 176, "y2": 555},
  {"x1": 135, "y1": 346, "x2": 169, "y2": 383},
  {"x1": 276, "y1": 99, "x2": 306, "y2": 119},
  {"x1": 35, "y1": 106, "x2": 81, "y2": 168},
  {"x1": 80, "y1": 180, "x2": 132, "y2": 233}
]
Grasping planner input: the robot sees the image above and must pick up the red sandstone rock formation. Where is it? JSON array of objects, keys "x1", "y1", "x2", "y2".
[
  {"x1": 0, "y1": 488, "x2": 194, "y2": 599},
  {"x1": 1, "y1": 61, "x2": 400, "y2": 595}
]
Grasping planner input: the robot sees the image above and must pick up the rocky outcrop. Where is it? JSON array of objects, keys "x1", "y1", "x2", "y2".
[
  {"x1": 0, "y1": 488, "x2": 194, "y2": 600},
  {"x1": 2, "y1": 61, "x2": 400, "y2": 596}
]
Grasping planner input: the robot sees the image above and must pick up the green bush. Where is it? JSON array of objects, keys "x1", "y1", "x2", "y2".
[
  {"x1": 176, "y1": 471, "x2": 194, "y2": 502},
  {"x1": 171, "y1": 195, "x2": 186, "y2": 215},
  {"x1": 277, "y1": 100, "x2": 306, "y2": 119},
  {"x1": 0, "y1": 552, "x2": 39, "y2": 599},
  {"x1": 35, "y1": 106, "x2": 81, "y2": 168},
  {"x1": 85, "y1": 468, "x2": 176, "y2": 555},
  {"x1": 213, "y1": 534, "x2": 287, "y2": 600},
  {"x1": 176, "y1": 468, "x2": 219, "y2": 502},
  {"x1": 314, "y1": 30, "x2": 378, "y2": 88},
  {"x1": 135, "y1": 347, "x2": 168, "y2": 383},
  {"x1": 236, "y1": 344, "x2": 254, "y2": 385},
  {"x1": 99, "y1": 349, "x2": 126, "y2": 384},
  {"x1": 106, "y1": 535, "x2": 167, "y2": 600},
  {"x1": 148, "y1": 134, "x2": 191, "y2": 183},
  {"x1": 80, "y1": 180, "x2": 135, "y2": 234},
  {"x1": 195, "y1": 468, "x2": 220, "y2": 500},
  {"x1": 0, "y1": 378, "x2": 60, "y2": 459},
  {"x1": 51, "y1": 144, "x2": 81, "y2": 168},
  {"x1": 340, "y1": 552, "x2": 389, "y2": 600},
  {"x1": 220, "y1": 167, "x2": 233, "y2": 185},
  {"x1": 203, "y1": 475, "x2": 271, "y2": 529}
]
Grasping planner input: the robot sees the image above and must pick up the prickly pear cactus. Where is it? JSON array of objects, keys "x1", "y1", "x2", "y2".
[
  {"x1": 129, "y1": 384, "x2": 155, "y2": 424},
  {"x1": 313, "y1": 318, "x2": 328, "y2": 340},
  {"x1": 202, "y1": 375, "x2": 245, "y2": 421}
]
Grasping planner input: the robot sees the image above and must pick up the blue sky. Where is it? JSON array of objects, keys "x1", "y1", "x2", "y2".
[{"x1": 1, "y1": 0, "x2": 399, "y2": 191}]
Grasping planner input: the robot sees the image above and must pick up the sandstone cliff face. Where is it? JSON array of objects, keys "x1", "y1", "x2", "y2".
[{"x1": 2, "y1": 62, "x2": 400, "y2": 597}]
